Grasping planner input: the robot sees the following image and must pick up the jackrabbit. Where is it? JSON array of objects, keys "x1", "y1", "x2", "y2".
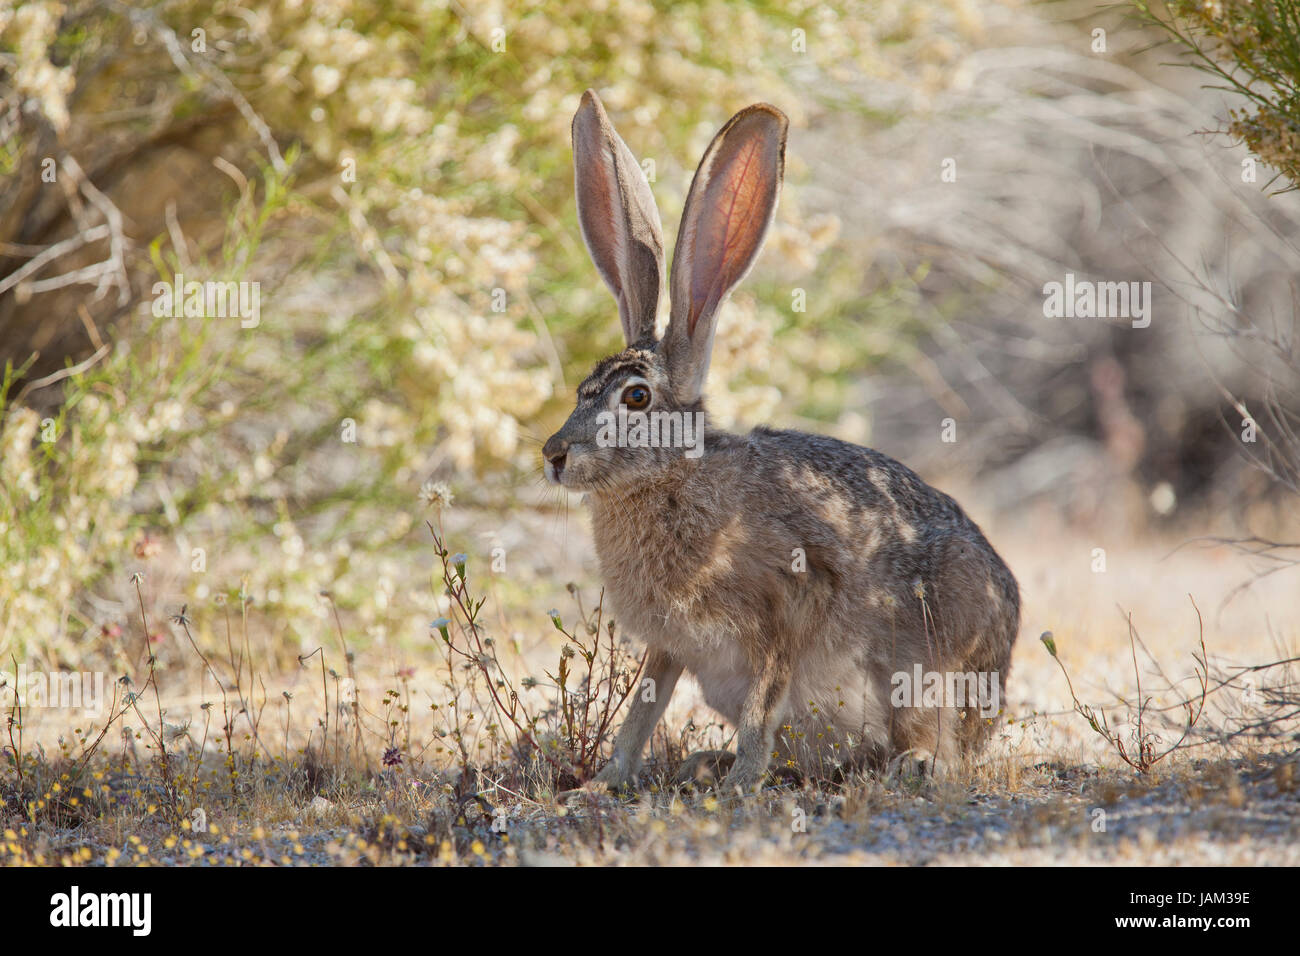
[{"x1": 544, "y1": 90, "x2": 1020, "y2": 793}]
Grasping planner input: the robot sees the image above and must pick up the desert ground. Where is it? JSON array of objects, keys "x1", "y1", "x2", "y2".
[{"x1": 3, "y1": 492, "x2": 1297, "y2": 866}]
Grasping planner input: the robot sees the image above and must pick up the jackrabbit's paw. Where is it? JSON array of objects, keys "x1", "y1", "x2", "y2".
[
  {"x1": 718, "y1": 768, "x2": 768, "y2": 796},
  {"x1": 672, "y1": 750, "x2": 736, "y2": 790},
  {"x1": 554, "y1": 783, "x2": 606, "y2": 805},
  {"x1": 555, "y1": 764, "x2": 636, "y2": 804}
]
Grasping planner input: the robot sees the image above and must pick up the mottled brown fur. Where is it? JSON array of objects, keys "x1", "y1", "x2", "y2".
[{"x1": 546, "y1": 91, "x2": 1020, "y2": 794}]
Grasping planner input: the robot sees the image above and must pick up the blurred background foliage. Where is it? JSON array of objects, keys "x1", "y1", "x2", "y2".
[
  {"x1": 1, "y1": 0, "x2": 1297, "y2": 666},
  {"x1": 0, "y1": 0, "x2": 990, "y2": 657},
  {"x1": 1135, "y1": 0, "x2": 1300, "y2": 190}
]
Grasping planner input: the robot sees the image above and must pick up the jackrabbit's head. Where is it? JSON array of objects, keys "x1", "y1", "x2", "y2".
[{"x1": 543, "y1": 90, "x2": 787, "y2": 491}]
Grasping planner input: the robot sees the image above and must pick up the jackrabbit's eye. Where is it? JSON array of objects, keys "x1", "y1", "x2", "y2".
[{"x1": 621, "y1": 385, "x2": 651, "y2": 410}]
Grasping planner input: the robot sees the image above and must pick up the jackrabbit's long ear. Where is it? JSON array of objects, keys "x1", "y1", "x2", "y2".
[
  {"x1": 663, "y1": 103, "x2": 787, "y2": 403},
  {"x1": 572, "y1": 89, "x2": 665, "y2": 348}
]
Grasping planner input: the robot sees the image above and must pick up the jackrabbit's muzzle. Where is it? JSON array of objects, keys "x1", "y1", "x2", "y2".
[{"x1": 542, "y1": 434, "x2": 569, "y2": 484}]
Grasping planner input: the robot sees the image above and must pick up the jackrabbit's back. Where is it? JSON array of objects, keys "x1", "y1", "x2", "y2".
[{"x1": 591, "y1": 424, "x2": 1019, "y2": 765}]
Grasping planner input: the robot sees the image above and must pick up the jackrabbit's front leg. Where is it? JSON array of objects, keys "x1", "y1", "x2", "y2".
[
  {"x1": 721, "y1": 649, "x2": 794, "y2": 795},
  {"x1": 591, "y1": 647, "x2": 683, "y2": 790}
]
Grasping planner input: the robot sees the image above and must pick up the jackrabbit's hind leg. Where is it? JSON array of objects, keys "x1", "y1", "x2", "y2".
[{"x1": 719, "y1": 647, "x2": 796, "y2": 795}]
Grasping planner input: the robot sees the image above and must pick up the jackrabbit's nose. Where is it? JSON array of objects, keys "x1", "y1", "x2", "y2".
[
  {"x1": 543, "y1": 436, "x2": 568, "y2": 478},
  {"x1": 543, "y1": 435, "x2": 568, "y2": 461}
]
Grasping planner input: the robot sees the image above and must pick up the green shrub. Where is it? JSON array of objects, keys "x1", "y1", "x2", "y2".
[
  {"x1": 1134, "y1": 0, "x2": 1300, "y2": 190},
  {"x1": 1, "y1": 0, "x2": 990, "y2": 653}
]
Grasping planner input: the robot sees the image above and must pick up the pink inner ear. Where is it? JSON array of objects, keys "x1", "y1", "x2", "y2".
[
  {"x1": 574, "y1": 119, "x2": 625, "y2": 305},
  {"x1": 689, "y1": 128, "x2": 780, "y2": 337}
]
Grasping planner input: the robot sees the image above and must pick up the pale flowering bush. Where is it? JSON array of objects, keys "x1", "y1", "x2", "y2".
[
  {"x1": 0, "y1": 374, "x2": 144, "y2": 657},
  {"x1": 0, "y1": 0, "x2": 993, "y2": 651},
  {"x1": 1135, "y1": 0, "x2": 1300, "y2": 189},
  {"x1": 0, "y1": 406, "x2": 41, "y2": 505},
  {"x1": 3, "y1": 1, "x2": 75, "y2": 134}
]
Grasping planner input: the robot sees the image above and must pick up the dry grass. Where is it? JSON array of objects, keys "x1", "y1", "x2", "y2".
[{"x1": 3, "y1": 498, "x2": 1297, "y2": 867}]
